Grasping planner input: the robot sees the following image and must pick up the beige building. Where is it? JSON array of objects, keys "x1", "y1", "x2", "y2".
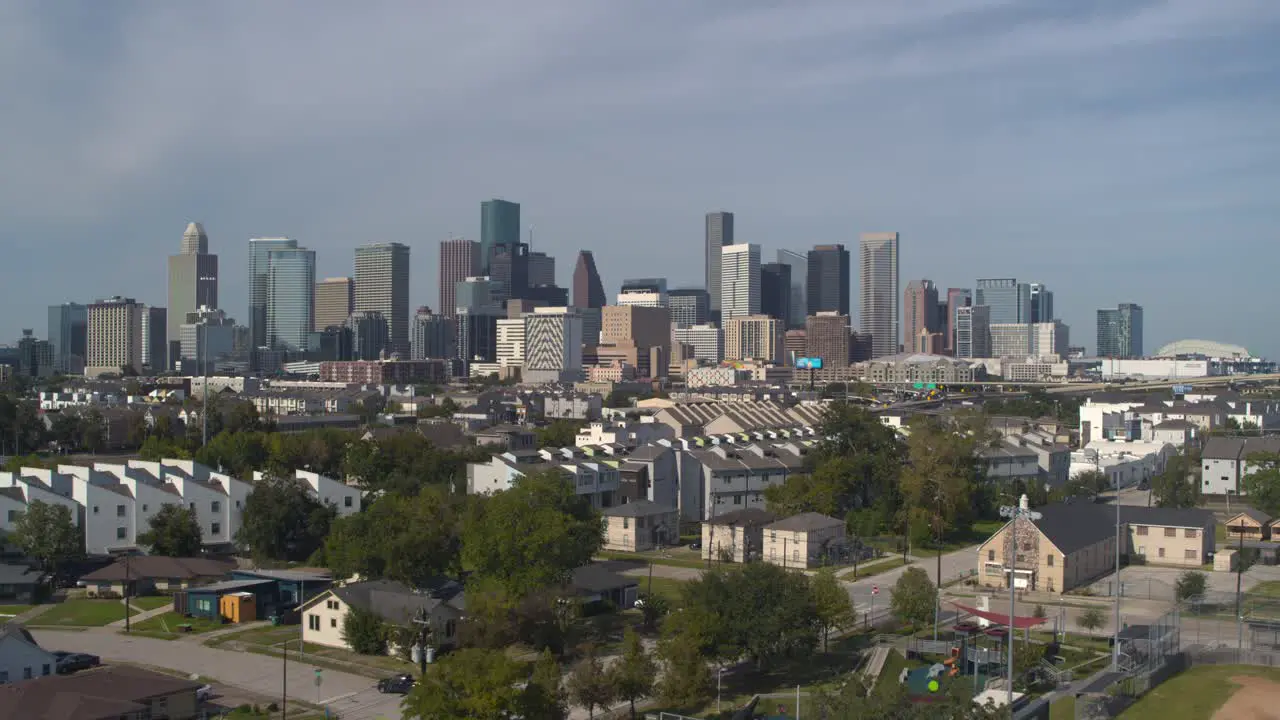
[
  {"x1": 85, "y1": 296, "x2": 144, "y2": 377},
  {"x1": 725, "y1": 315, "x2": 784, "y2": 364},
  {"x1": 314, "y1": 277, "x2": 354, "y2": 330},
  {"x1": 701, "y1": 508, "x2": 777, "y2": 563},
  {"x1": 301, "y1": 579, "x2": 463, "y2": 656},
  {"x1": 602, "y1": 500, "x2": 679, "y2": 552},
  {"x1": 762, "y1": 513, "x2": 846, "y2": 569},
  {"x1": 598, "y1": 305, "x2": 671, "y2": 378},
  {"x1": 1225, "y1": 509, "x2": 1271, "y2": 542},
  {"x1": 977, "y1": 502, "x2": 1216, "y2": 595}
]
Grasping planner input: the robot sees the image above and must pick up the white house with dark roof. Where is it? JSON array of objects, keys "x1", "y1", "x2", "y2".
[{"x1": 1202, "y1": 436, "x2": 1280, "y2": 496}]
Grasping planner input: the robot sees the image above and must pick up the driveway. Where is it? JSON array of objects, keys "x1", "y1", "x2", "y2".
[{"x1": 32, "y1": 630, "x2": 405, "y2": 720}]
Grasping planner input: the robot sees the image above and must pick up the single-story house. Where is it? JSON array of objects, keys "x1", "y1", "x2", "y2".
[
  {"x1": 571, "y1": 564, "x2": 639, "y2": 610},
  {"x1": 302, "y1": 578, "x2": 465, "y2": 656},
  {"x1": 762, "y1": 513, "x2": 846, "y2": 569},
  {"x1": 701, "y1": 508, "x2": 778, "y2": 564},
  {"x1": 78, "y1": 555, "x2": 234, "y2": 598},
  {"x1": 0, "y1": 664, "x2": 202, "y2": 719},
  {"x1": 0, "y1": 624, "x2": 56, "y2": 685},
  {"x1": 602, "y1": 500, "x2": 679, "y2": 552},
  {"x1": 1225, "y1": 509, "x2": 1272, "y2": 542},
  {"x1": 0, "y1": 566, "x2": 41, "y2": 604},
  {"x1": 180, "y1": 568, "x2": 331, "y2": 624},
  {"x1": 977, "y1": 500, "x2": 1216, "y2": 595}
]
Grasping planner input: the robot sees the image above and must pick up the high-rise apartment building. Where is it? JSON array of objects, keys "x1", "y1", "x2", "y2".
[
  {"x1": 945, "y1": 288, "x2": 972, "y2": 355},
  {"x1": 720, "y1": 243, "x2": 760, "y2": 320},
  {"x1": 140, "y1": 306, "x2": 167, "y2": 371},
  {"x1": 599, "y1": 305, "x2": 671, "y2": 378},
  {"x1": 495, "y1": 318, "x2": 527, "y2": 369},
  {"x1": 480, "y1": 199, "x2": 521, "y2": 274},
  {"x1": 705, "y1": 211, "x2": 734, "y2": 316},
  {"x1": 354, "y1": 243, "x2": 410, "y2": 355},
  {"x1": 975, "y1": 279, "x2": 1032, "y2": 324},
  {"x1": 265, "y1": 247, "x2": 316, "y2": 352},
  {"x1": 672, "y1": 324, "x2": 724, "y2": 364},
  {"x1": 572, "y1": 251, "x2": 606, "y2": 310},
  {"x1": 489, "y1": 243, "x2": 529, "y2": 303},
  {"x1": 668, "y1": 289, "x2": 711, "y2": 328},
  {"x1": 439, "y1": 238, "x2": 480, "y2": 319},
  {"x1": 806, "y1": 244, "x2": 850, "y2": 318},
  {"x1": 167, "y1": 222, "x2": 218, "y2": 370},
  {"x1": 523, "y1": 307, "x2": 584, "y2": 384},
  {"x1": 527, "y1": 251, "x2": 555, "y2": 287},
  {"x1": 724, "y1": 315, "x2": 784, "y2": 364},
  {"x1": 955, "y1": 305, "x2": 991, "y2": 359},
  {"x1": 411, "y1": 307, "x2": 456, "y2": 360},
  {"x1": 1032, "y1": 321, "x2": 1070, "y2": 358},
  {"x1": 760, "y1": 263, "x2": 792, "y2": 326},
  {"x1": 775, "y1": 249, "x2": 808, "y2": 329},
  {"x1": 617, "y1": 278, "x2": 668, "y2": 308},
  {"x1": 805, "y1": 312, "x2": 852, "y2": 367},
  {"x1": 903, "y1": 279, "x2": 940, "y2": 352},
  {"x1": 1030, "y1": 283, "x2": 1054, "y2": 323},
  {"x1": 48, "y1": 303, "x2": 88, "y2": 375},
  {"x1": 248, "y1": 237, "x2": 299, "y2": 349},
  {"x1": 346, "y1": 311, "x2": 389, "y2": 361},
  {"x1": 1097, "y1": 304, "x2": 1143, "y2": 358},
  {"x1": 85, "y1": 296, "x2": 144, "y2": 377},
  {"x1": 859, "y1": 232, "x2": 900, "y2": 358},
  {"x1": 989, "y1": 323, "x2": 1032, "y2": 358},
  {"x1": 314, "y1": 277, "x2": 354, "y2": 331}
]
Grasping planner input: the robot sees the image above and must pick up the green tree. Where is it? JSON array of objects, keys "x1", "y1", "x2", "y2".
[
  {"x1": 811, "y1": 567, "x2": 855, "y2": 651},
  {"x1": 1175, "y1": 570, "x2": 1208, "y2": 602},
  {"x1": 194, "y1": 430, "x2": 270, "y2": 478},
  {"x1": 325, "y1": 487, "x2": 462, "y2": 586},
  {"x1": 341, "y1": 605, "x2": 388, "y2": 655},
  {"x1": 1078, "y1": 607, "x2": 1107, "y2": 638},
  {"x1": 236, "y1": 475, "x2": 336, "y2": 562},
  {"x1": 138, "y1": 504, "x2": 203, "y2": 557},
  {"x1": 1243, "y1": 453, "x2": 1280, "y2": 517},
  {"x1": 462, "y1": 470, "x2": 602, "y2": 597},
  {"x1": 524, "y1": 650, "x2": 568, "y2": 720},
  {"x1": 535, "y1": 419, "x2": 586, "y2": 449},
  {"x1": 79, "y1": 407, "x2": 107, "y2": 453},
  {"x1": 680, "y1": 562, "x2": 818, "y2": 670},
  {"x1": 608, "y1": 629, "x2": 657, "y2": 720},
  {"x1": 656, "y1": 621, "x2": 711, "y2": 709},
  {"x1": 48, "y1": 412, "x2": 82, "y2": 451},
  {"x1": 1151, "y1": 450, "x2": 1201, "y2": 509},
  {"x1": 566, "y1": 645, "x2": 615, "y2": 720},
  {"x1": 889, "y1": 567, "x2": 936, "y2": 629},
  {"x1": 224, "y1": 401, "x2": 265, "y2": 434},
  {"x1": 898, "y1": 416, "x2": 983, "y2": 544},
  {"x1": 404, "y1": 648, "x2": 529, "y2": 719},
  {"x1": 9, "y1": 501, "x2": 82, "y2": 576},
  {"x1": 138, "y1": 435, "x2": 191, "y2": 461},
  {"x1": 636, "y1": 591, "x2": 670, "y2": 633}
]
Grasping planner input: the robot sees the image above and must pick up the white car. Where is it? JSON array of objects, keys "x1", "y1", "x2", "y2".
[{"x1": 197, "y1": 685, "x2": 214, "y2": 702}]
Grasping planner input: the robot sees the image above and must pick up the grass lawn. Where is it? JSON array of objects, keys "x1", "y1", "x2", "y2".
[
  {"x1": 840, "y1": 557, "x2": 910, "y2": 581},
  {"x1": 206, "y1": 624, "x2": 298, "y2": 648},
  {"x1": 129, "y1": 596, "x2": 173, "y2": 611},
  {"x1": 1248, "y1": 581, "x2": 1280, "y2": 598},
  {"x1": 129, "y1": 611, "x2": 226, "y2": 639},
  {"x1": 874, "y1": 649, "x2": 913, "y2": 694},
  {"x1": 597, "y1": 548, "x2": 708, "y2": 570},
  {"x1": 0, "y1": 604, "x2": 33, "y2": 617},
  {"x1": 1049, "y1": 694, "x2": 1076, "y2": 720},
  {"x1": 32, "y1": 599, "x2": 139, "y2": 627},
  {"x1": 1119, "y1": 665, "x2": 1280, "y2": 720},
  {"x1": 637, "y1": 576, "x2": 688, "y2": 608}
]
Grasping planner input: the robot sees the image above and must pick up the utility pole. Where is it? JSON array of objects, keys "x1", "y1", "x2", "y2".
[
  {"x1": 1113, "y1": 488, "x2": 1122, "y2": 669},
  {"x1": 1237, "y1": 526, "x2": 1246, "y2": 652},
  {"x1": 934, "y1": 490, "x2": 944, "y2": 642},
  {"x1": 201, "y1": 323, "x2": 209, "y2": 447},
  {"x1": 1000, "y1": 499, "x2": 1041, "y2": 710},
  {"x1": 282, "y1": 636, "x2": 288, "y2": 720},
  {"x1": 124, "y1": 552, "x2": 131, "y2": 633}
]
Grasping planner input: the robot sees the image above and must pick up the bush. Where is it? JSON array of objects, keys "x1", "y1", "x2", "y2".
[
  {"x1": 1175, "y1": 570, "x2": 1207, "y2": 601},
  {"x1": 341, "y1": 605, "x2": 388, "y2": 655}
]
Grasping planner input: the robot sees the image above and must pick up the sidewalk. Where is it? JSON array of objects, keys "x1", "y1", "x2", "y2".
[
  {"x1": 106, "y1": 600, "x2": 171, "y2": 629},
  {"x1": 10, "y1": 604, "x2": 52, "y2": 624}
]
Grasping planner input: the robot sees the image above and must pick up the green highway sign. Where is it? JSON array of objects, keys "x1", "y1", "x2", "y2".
[
  {"x1": 913, "y1": 383, "x2": 924, "y2": 389},
  {"x1": 927, "y1": 384, "x2": 937, "y2": 390}
]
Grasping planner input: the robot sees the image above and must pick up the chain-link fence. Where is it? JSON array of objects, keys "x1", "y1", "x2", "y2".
[
  {"x1": 1073, "y1": 608, "x2": 1182, "y2": 720},
  {"x1": 1081, "y1": 577, "x2": 1177, "y2": 602}
]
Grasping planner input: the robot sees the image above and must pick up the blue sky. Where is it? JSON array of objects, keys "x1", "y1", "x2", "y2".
[{"x1": 2, "y1": 0, "x2": 1278, "y2": 357}]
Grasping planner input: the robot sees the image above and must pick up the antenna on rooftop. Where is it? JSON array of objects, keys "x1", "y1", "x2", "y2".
[{"x1": 528, "y1": 224, "x2": 534, "y2": 249}]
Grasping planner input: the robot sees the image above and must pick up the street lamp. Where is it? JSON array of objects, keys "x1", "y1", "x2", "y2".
[{"x1": 999, "y1": 498, "x2": 1042, "y2": 710}]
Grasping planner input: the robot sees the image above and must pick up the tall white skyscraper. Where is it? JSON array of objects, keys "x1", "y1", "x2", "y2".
[
  {"x1": 859, "y1": 232, "x2": 900, "y2": 359},
  {"x1": 720, "y1": 243, "x2": 760, "y2": 321},
  {"x1": 354, "y1": 243, "x2": 410, "y2": 355}
]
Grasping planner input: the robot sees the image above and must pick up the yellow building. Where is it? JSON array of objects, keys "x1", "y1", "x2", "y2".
[
  {"x1": 762, "y1": 513, "x2": 846, "y2": 569},
  {"x1": 701, "y1": 508, "x2": 777, "y2": 563}
]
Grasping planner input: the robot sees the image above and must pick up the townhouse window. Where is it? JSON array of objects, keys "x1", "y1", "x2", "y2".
[
  {"x1": 1158, "y1": 547, "x2": 1166, "y2": 558},
  {"x1": 116, "y1": 504, "x2": 126, "y2": 517},
  {"x1": 308, "y1": 614, "x2": 320, "y2": 631},
  {"x1": 92, "y1": 506, "x2": 99, "y2": 515},
  {"x1": 1136, "y1": 526, "x2": 1148, "y2": 536},
  {"x1": 988, "y1": 550, "x2": 995, "y2": 562},
  {"x1": 1047, "y1": 555, "x2": 1054, "y2": 567},
  {"x1": 331, "y1": 617, "x2": 337, "y2": 628},
  {"x1": 211, "y1": 523, "x2": 221, "y2": 535},
  {"x1": 116, "y1": 527, "x2": 127, "y2": 539},
  {"x1": 733, "y1": 495, "x2": 742, "y2": 505},
  {"x1": 1185, "y1": 529, "x2": 1198, "y2": 539},
  {"x1": 1185, "y1": 549, "x2": 1197, "y2": 560},
  {"x1": 212, "y1": 501, "x2": 221, "y2": 513},
  {"x1": 42, "y1": 664, "x2": 50, "y2": 676},
  {"x1": 142, "y1": 504, "x2": 148, "y2": 512},
  {"x1": 6, "y1": 510, "x2": 14, "y2": 522},
  {"x1": 235, "y1": 500, "x2": 241, "y2": 509},
  {"x1": 1164, "y1": 528, "x2": 1176, "y2": 538},
  {"x1": 344, "y1": 496, "x2": 353, "y2": 508},
  {"x1": 23, "y1": 667, "x2": 32, "y2": 680},
  {"x1": 446, "y1": 619, "x2": 457, "y2": 637},
  {"x1": 622, "y1": 517, "x2": 629, "y2": 529}
]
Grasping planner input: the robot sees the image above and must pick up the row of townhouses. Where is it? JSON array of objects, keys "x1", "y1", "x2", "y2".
[
  {"x1": 1078, "y1": 390, "x2": 1280, "y2": 446},
  {"x1": 0, "y1": 460, "x2": 360, "y2": 555}
]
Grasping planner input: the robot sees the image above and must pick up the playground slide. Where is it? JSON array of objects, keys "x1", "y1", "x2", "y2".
[{"x1": 942, "y1": 657, "x2": 955, "y2": 667}]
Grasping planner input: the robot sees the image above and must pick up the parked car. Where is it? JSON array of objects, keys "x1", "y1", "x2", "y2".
[
  {"x1": 377, "y1": 673, "x2": 415, "y2": 694},
  {"x1": 54, "y1": 652, "x2": 101, "y2": 674},
  {"x1": 197, "y1": 685, "x2": 214, "y2": 702}
]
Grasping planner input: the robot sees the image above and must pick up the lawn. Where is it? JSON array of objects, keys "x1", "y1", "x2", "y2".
[
  {"x1": 129, "y1": 596, "x2": 174, "y2": 611},
  {"x1": 840, "y1": 557, "x2": 911, "y2": 581},
  {"x1": 0, "y1": 604, "x2": 33, "y2": 618},
  {"x1": 32, "y1": 599, "x2": 139, "y2": 627},
  {"x1": 130, "y1": 611, "x2": 226, "y2": 639},
  {"x1": 637, "y1": 576, "x2": 688, "y2": 608},
  {"x1": 1119, "y1": 665, "x2": 1280, "y2": 720},
  {"x1": 597, "y1": 547, "x2": 708, "y2": 570},
  {"x1": 1049, "y1": 694, "x2": 1076, "y2": 720},
  {"x1": 206, "y1": 624, "x2": 298, "y2": 648}
]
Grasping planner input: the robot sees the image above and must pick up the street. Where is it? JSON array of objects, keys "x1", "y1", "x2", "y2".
[
  {"x1": 32, "y1": 630, "x2": 405, "y2": 720},
  {"x1": 844, "y1": 546, "x2": 979, "y2": 621}
]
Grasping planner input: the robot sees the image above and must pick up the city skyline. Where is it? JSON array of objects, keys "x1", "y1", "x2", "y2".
[{"x1": 2, "y1": 3, "x2": 1278, "y2": 357}]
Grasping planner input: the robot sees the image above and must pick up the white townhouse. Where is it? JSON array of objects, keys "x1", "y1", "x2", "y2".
[
  {"x1": 467, "y1": 451, "x2": 621, "y2": 509},
  {"x1": 254, "y1": 470, "x2": 362, "y2": 517}
]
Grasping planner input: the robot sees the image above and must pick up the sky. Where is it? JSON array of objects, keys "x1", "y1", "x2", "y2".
[{"x1": 2, "y1": 0, "x2": 1279, "y2": 357}]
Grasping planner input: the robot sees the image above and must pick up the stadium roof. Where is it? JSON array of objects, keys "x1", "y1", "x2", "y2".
[{"x1": 1154, "y1": 339, "x2": 1251, "y2": 358}]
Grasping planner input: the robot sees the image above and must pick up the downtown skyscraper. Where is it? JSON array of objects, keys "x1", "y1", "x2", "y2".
[
  {"x1": 480, "y1": 199, "x2": 520, "y2": 274},
  {"x1": 439, "y1": 238, "x2": 480, "y2": 319},
  {"x1": 1097, "y1": 303, "x2": 1144, "y2": 358},
  {"x1": 265, "y1": 246, "x2": 316, "y2": 352},
  {"x1": 248, "y1": 237, "x2": 299, "y2": 349},
  {"x1": 167, "y1": 222, "x2": 218, "y2": 369},
  {"x1": 806, "y1": 244, "x2": 850, "y2": 318},
  {"x1": 354, "y1": 242, "x2": 410, "y2": 354},
  {"x1": 314, "y1": 277, "x2": 354, "y2": 331},
  {"x1": 903, "y1": 279, "x2": 941, "y2": 353},
  {"x1": 704, "y1": 211, "x2": 734, "y2": 318},
  {"x1": 720, "y1": 243, "x2": 760, "y2": 320},
  {"x1": 572, "y1": 250, "x2": 606, "y2": 309},
  {"x1": 859, "y1": 232, "x2": 900, "y2": 359}
]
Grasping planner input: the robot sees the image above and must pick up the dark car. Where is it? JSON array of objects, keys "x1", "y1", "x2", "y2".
[
  {"x1": 54, "y1": 652, "x2": 101, "y2": 674},
  {"x1": 377, "y1": 673, "x2": 415, "y2": 694}
]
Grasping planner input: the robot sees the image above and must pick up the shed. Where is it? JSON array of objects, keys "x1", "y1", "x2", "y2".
[
  {"x1": 1214, "y1": 548, "x2": 1237, "y2": 572},
  {"x1": 182, "y1": 579, "x2": 274, "y2": 621},
  {"x1": 219, "y1": 592, "x2": 258, "y2": 624}
]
